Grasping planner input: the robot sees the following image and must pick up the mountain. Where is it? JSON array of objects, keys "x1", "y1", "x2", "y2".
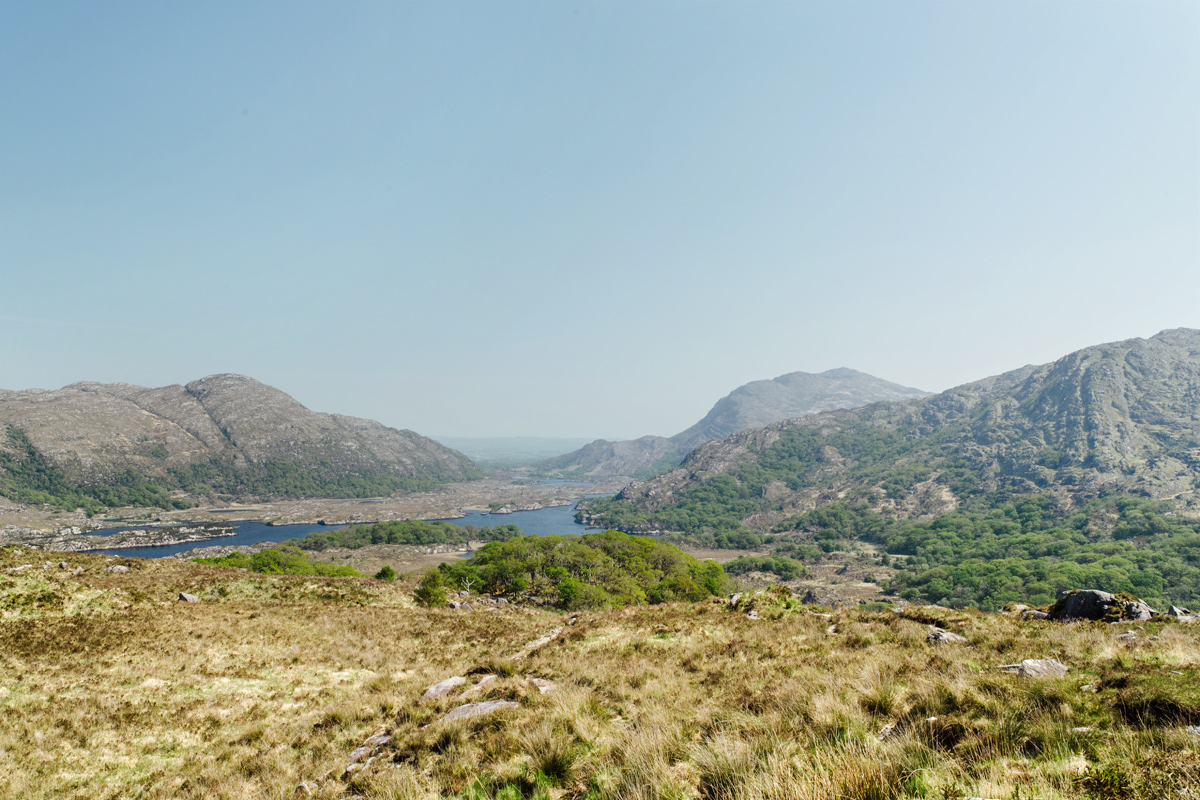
[
  {"x1": 542, "y1": 368, "x2": 929, "y2": 478},
  {"x1": 0, "y1": 374, "x2": 478, "y2": 509},
  {"x1": 584, "y1": 329, "x2": 1200, "y2": 534},
  {"x1": 580, "y1": 329, "x2": 1200, "y2": 610}
]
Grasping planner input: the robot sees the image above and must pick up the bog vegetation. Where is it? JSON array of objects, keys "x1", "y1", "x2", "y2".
[{"x1": 2, "y1": 546, "x2": 1197, "y2": 800}]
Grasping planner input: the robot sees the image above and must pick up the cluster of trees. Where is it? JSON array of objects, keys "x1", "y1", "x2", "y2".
[
  {"x1": 723, "y1": 555, "x2": 807, "y2": 581},
  {"x1": 768, "y1": 495, "x2": 1199, "y2": 610},
  {"x1": 193, "y1": 545, "x2": 360, "y2": 577},
  {"x1": 435, "y1": 531, "x2": 728, "y2": 610},
  {"x1": 284, "y1": 520, "x2": 523, "y2": 551},
  {"x1": 0, "y1": 427, "x2": 190, "y2": 514}
]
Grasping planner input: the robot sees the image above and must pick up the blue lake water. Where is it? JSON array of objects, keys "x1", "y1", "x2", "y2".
[
  {"x1": 88, "y1": 522, "x2": 343, "y2": 559},
  {"x1": 437, "y1": 502, "x2": 598, "y2": 538},
  {"x1": 89, "y1": 499, "x2": 608, "y2": 559}
]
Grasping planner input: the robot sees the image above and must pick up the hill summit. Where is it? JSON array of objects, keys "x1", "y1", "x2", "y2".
[
  {"x1": 0, "y1": 374, "x2": 477, "y2": 509},
  {"x1": 543, "y1": 368, "x2": 929, "y2": 478}
]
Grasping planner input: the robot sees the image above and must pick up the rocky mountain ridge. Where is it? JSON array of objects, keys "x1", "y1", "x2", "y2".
[
  {"x1": 0, "y1": 374, "x2": 477, "y2": 505},
  {"x1": 542, "y1": 368, "x2": 929, "y2": 478},
  {"x1": 591, "y1": 328, "x2": 1200, "y2": 531}
]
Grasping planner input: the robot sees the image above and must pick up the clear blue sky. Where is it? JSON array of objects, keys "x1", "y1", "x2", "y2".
[{"x1": 2, "y1": 1, "x2": 1197, "y2": 438}]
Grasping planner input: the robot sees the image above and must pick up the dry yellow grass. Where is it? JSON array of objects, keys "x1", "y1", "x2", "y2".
[{"x1": 1, "y1": 548, "x2": 1198, "y2": 800}]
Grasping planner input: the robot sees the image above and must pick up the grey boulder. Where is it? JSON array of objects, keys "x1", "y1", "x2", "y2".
[
  {"x1": 1047, "y1": 590, "x2": 1156, "y2": 623},
  {"x1": 1000, "y1": 659, "x2": 1068, "y2": 680}
]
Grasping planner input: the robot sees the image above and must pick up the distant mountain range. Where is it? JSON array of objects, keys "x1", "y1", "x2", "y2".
[
  {"x1": 583, "y1": 328, "x2": 1200, "y2": 534},
  {"x1": 0, "y1": 374, "x2": 477, "y2": 509},
  {"x1": 541, "y1": 368, "x2": 930, "y2": 478}
]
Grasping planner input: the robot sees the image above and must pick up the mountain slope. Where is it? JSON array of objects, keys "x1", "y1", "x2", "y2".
[
  {"x1": 543, "y1": 368, "x2": 930, "y2": 478},
  {"x1": 585, "y1": 329, "x2": 1200, "y2": 533},
  {"x1": 0, "y1": 374, "x2": 477, "y2": 508}
]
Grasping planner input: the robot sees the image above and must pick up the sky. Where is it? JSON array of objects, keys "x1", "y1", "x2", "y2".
[{"x1": 1, "y1": 1, "x2": 1197, "y2": 439}]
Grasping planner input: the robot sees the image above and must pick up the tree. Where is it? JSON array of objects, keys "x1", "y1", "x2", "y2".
[
  {"x1": 374, "y1": 565, "x2": 396, "y2": 581},
  {"x1": 414, "y1": 569, "x2": 447, "y2": 608}
]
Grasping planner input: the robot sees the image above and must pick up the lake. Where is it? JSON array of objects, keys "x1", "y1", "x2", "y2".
[{"x1": 88, "y1": 499, "x2": 604, "y2": 559}]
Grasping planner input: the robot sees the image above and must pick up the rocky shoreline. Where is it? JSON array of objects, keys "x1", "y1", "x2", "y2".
[{"x1": 0, "y1": 522, "x2": 236, "y2": 553}]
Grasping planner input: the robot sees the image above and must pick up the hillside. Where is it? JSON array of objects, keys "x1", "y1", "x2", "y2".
[
  {"x1": 542, "y1": 368, "x2": 929, "y2": 478},
  {"x1": 4, "y1": 546, "x2": 1197, "y2": 800},
  {"x1": 582, "y1": 329, "x2": 1200, "y2": 609},
  {"x1": 0, "y1": 374, "x2": 478, "y2": 510}
]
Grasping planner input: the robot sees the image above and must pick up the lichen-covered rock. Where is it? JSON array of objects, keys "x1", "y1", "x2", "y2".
[
  {"x1": 1000, "y1": 659, "x2": 1068, "y2": 680},
  {"x1": 420, "y1": 676, "x2": 466, "y2": 702},
  {"x1": 178, "y1": 592, "x2": 200, "y2": 603},
  {"x1": 104, "y1": 565, "x2": 130, "y2": 574},
  {"x1": 926, "y1": 628, "x2": 967, "y2": 645},
  {"x1": 438, "y1": 700, "x2": 518, "y2": 724}
]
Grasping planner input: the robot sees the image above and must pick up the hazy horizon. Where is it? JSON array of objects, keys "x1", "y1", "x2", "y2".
[{"x1": 3, "y1": 2, "x2": 1196, "y2": 438}]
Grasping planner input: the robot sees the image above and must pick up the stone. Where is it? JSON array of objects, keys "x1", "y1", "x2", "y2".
[
  {"x1": 461, "y1": 675, "x2": 497, "y2": 698},
  {"x1": 926, "y1": 628, "x2": 967, "y2": 645},
  {"x1": 178, "y1": 593, "x2": 200, "y2": 603},
  {"x1": 58, "y1": 562, "x2": 68, "y2": 570},
  {"x1": 447, "y1": 601, "x2": 460, "y2": 610},
  {"x1": 1116, "y1": 631, "x2": 1137, "y2": 643},
  {"x1": 1000, "y1": 659, "x2": 1068, "y2": 680},
  {"x1": 363, "y1": 733, "x2": 392, "y2": 748},
  {"x1": 728, "y1": 593, "x2": 742, "y2": 608},
  {"x1": 495, "y1": 598, "x2": 508, "y2": 606},
  {"x1": 71, "y1": 567, "x2": 84, "y2": 576},
  {"x1": 527, "y1": 677, "x2": 554, "y2": 694},
  {"x1": 1168, "y1": 605, "x2": 1191, "y2": 617},
  {"x1": 1048, "y1": 589, "x2": 1156, "y2": 623},
  {"x1": 421, "y1": 676, "x2": 466, "y2": 702},
  {"x1": 105, "y1": 565, "x2": 130, "y2": 574},
  {"x1": 295, "y1": 782, "x2": 314, "y2": 796},
  {"x1": 459, "y1": 603, "x2": 473, "y2": 612},
  {"x1": 1187, "y1": 726, "x2": 1200, "y2": 738},
  {"x1": 1020, "y1": 610, "x2": 1049, "y2": 621},
  {"x1": 438, "y1": 700, "x2": 518, "y2": 724}
]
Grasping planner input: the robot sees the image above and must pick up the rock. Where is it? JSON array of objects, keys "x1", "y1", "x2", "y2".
[
  {"x1": 1000, "y1": 659, "x2": 1068, "y2": 680},
  {"x1": 437, "y1": 700, "x2": 518, "y2": 724},
  {"x1": 461, "y1": 675, "x2": 497, "y2": 698},
  {"x1": 58, "y1": 562, "x2": 68, "y2": 570},
  {"x1": 363, "y1": 733, "x2": 392, "y2": 748},
  {"x1": 459, "y1": 603, "x2": 473, "y2": 612},
  {"x1": 1116, "y1": 631, "x2": 1137, "y2": 643},
  {"x1": 42, "y1": 561, "x2": 53, "y2": 570},
  {"x1": 728, "y1": 593, "x2": 742, "y2": 608},
  {"x1": 527, "y1": 677, "x2": 554, "y2": 694},
  {"x1": 447, "y1": 601, "x2": 460, "y2": 610},
  {"x1": 346, "y1": 745, "x2": 371, "y2": 764},
  {"x1": 747, "y1": 608, "x2": 760, "y2": 620},
  {"x1": 1187, "y1": 726, "x2": 1200, "y2": 738},
  {"x1": 421, "y1": 676, "x2": 466, "y2": 702},
  {"x1": 178, "y1": 593, "x2": 200, "y2": 603},
  {"x1": 1048, "y1": 589, "x2": 1156, "y2": 623},
  {"x1": 926, "y1": 628, "x2": 967, "y2": 645},
  {"x1": 296, "y1": 782, "x2": 314, "y2": 796},
  {"x1": 1169, "y1": 605, "x2": 1190, "y2": 617},
  {"x1": 105, "y1": 565, "x2": 130, "y2": 574},
  {"x1": 1021, "y1": 610, "x2": 1049, "y2": 621},
  {"x1": 72, "y1": 567, "x2": 84, "y2": 576},
  {"x1": 495, "y1": 598, "x2": 508, "y2": 606}
]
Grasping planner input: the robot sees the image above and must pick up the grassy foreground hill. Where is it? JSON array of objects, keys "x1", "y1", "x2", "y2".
[
  {"x1": 0, "y1": 374, "x2": 480, "y2": 512},
  {"x1": 3, "y1": 546, "x2": 1198, "y2": 800},
  {"x1": 583, "y1": 330, "x2": 1200, "y2": 609}
]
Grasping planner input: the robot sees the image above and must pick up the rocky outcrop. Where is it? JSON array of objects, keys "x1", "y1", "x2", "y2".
[{"x1": 1047, "y1": 590, "x2": 1157, "y2": 623}]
